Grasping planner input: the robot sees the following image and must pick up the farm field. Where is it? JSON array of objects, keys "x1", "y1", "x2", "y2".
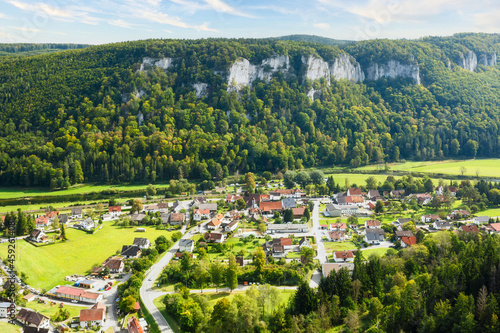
[
  {"x1": 323, "y1": 173, "x2": 443, "y2": 189},
  {"x1": 357, "y1": 159, "x2": 500, "y2": 178},
  {"x1": 0, "y1": 223, "x2": 174, "y2": 291}
]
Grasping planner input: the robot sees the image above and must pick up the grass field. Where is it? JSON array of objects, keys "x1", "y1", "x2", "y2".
[
  {"x1": 0, "y1": 182, "x2": 171, "y2": 200},
  {"x1": 0, "y1": 223, "x2": 174, "y2": 290},
  {"x1": 208, "y1": 237, "x2": 267, "y2": 260},
  {"x1": 357, "y1": 159, "x2": 500, "y2": 178},
  {"x1": 361, "y1": 247, "x2": 392, "y2": 257},
  {"x1": 25, "y1": 300, "x2": 83, "y2": 319},
  {"x1": 0, "y1": 322, "x2": 22, "y2": 333},
  {"x1": 323, "y1": 241, "x2": 357, "y2": 253}
]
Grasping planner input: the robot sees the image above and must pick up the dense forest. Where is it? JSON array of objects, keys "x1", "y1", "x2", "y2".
[
  {"x1": 0, "y1": 43, "x2": 90, "y2": 58},
  {"x1": 1, "y1": 33, "x2": 500, "y2": 186}
]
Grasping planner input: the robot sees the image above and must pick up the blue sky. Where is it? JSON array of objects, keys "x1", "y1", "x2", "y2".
[{"x1": 0, "y1": 0, "x2": 499, "y2": 44}]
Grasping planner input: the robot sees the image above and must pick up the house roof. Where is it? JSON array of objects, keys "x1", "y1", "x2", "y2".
[
  {"x1": 281, "y1": 198, "x2": 297, "y2": 209},
  {"x1": 322, "y1": 263, "x2": 354, "y2": 277},
  {"x1": 170, "y1": 213, "x2": 185, "y2": 222},
  {"x1": 328, "y1": 231, "x2": 345, "y2": 240},
  {"x1": 80, "y1": 308, "x2": 105, "y2": 322},
  {"x1": 401, "y1": 236, "x2": 417, "y2": 247},
  {"x1": 121, "y1": 245, "x2": 141, "y2": 257},
  {"x1": 259, "y1": 201, "x2": 283, "y2": 212},
  {"x1": 273, "y1": 238, "x2": 292, "y2": 246},
  {"x1": 267, "y1": 224, "x2": 308, "y2": 231},
  {"x1": 23, "y1": 328, "x2": 50, "y2": 333},
  {"x1": 475, "y1": 216, "x2": 490, "y2": 223},
  {"x1": 365, "y1": 220, "x2": 380, "y2": 227},
  {"x1": 30, "y1": 229, "x2": 46, "y2": 239},
  {"x1": 59, "y1": 214, "x2": 69, "y2": 223},
  {"x1": 368, "y1": 190, "x2": 380, "y2": 197},
  {"x1": 71, "y1": 207, "x2": 83, "y2": 215},
  {"x1": 130, "y1": 213, "x2": 147, "y2": 222},
  {"x1": 92, "y1": 302, "x2": 106, "y2": 310},
  {"x1": 424, "y1": 214, "x2": 441, "y2": 219},
  {"x1": 299, "y1": 237, "x2": 310, "y2": 246},
  {"x1": 179, "y1": 239, "x2": 194, "y2": 247},
  {"x1": 128, "y1": 317, "x2": 144, "y2": 333},
  {"x1": 397, "y1": 218, "x2": 412, "y2": 223},
  {"x1": 199, "y1": 203, "x2": 217, "y2": 211},
  {"x1": 194, "y1": 209, "x2": 211, "y2": 215},
  {"x1": 226, "y1": 220, "x2": 238, "y2": 228},
  {"x1": 395, "y1": 230, "x2": 414, "y2": 238},
  {"x1": 334, "y1": 250, "x2": 354, "y2": 259},
  {"x1": 365, "y1": 232, "x2": 384, "y2": 241},
  {"x1": 448, "y1": 186, "x2": 458, "y2": 192},
  {"x1": 488, "y1": 223, "x2": 500, "y2": 232},
  {"x1": 367, "y1": 202, "x2": 376, "y2": 210},
  {"x1": 337, "y1": 196, "x2": 353, "y2": 204},
  {"x1": 17, "y1": 308, "x2": 48, "y2": 326},
  {"x1": 460, "y1": 224, "x2": 479, "y2": 233},
  {"x1": 175, "y1": 252, "x2": 194, "y2": 258},
  {"x1": 204, "y1": 232, "x2": 224, "y2": 242},
  {"x1": 109, "y1": 206, "x2": 122, "y2": 212},
  {"x1": 434, "y1": 221, "x2": 453, "y2": 228},
  {"x1": 330, "y1": 223, "x2": 347, "y2": 229},
  {"x1": 348, "y1": 188, "x2": 362, "y2": 195},
  {"x1": 105, "y1": 258, "x2": 123, "y2": 270},
  {"x1": 453, "y1": 210, "x2": 470, "y2": 216},
  {"x1": 133, "y1": 238, "x2": 150, "y2": 248},
  {"x1": 208, "y1": 213, "x2": 224, "y2": 227},
  {"x1": 23, "y1": 293, "x2": 36, "y2": 300},
  {"x1": 292, "y1": 207, "x2": 306, "y2": 216},
  {"x1": 351, "y1": 196, "x2": 364, "y2": 203},
  {"x1": 274, "y1": 189, "x2": 303, "y2": 195}
]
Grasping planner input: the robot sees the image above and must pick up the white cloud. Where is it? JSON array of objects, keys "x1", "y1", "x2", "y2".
[
  {"x1": 109, "y1": 19, "x2": 134, "y2": 28},
  {"x1": 0, "y1": 13, "x2": 6, "y2": 19},
  {"x1": 203, "y1": 0, "x2": 255, "y2": 17},
  {"x1": 313, "y1": 22, "x2": 330, "y2": 29},
  {"x1": 474, "y1": 10, "x2": 500, "y2": 32},
  {"x1": 9, "y1": 26, "x2": 41, "y2": 33}
]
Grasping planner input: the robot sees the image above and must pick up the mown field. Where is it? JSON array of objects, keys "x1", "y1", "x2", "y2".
[
  {"x1": 0, "y1": 322, "x2": 21, "y2": 333},
  {"x1": 0, "y1": 223, "x2": 174, "y2": 290},
  {"x1": 357, "y1": 159, "x2": 500, "y2": 178}
]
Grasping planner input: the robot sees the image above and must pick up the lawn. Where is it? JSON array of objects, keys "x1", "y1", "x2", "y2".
[
  {"x1": 0, "y1": 182, "x2": 171, "y2": 200},
  {"x1": 208, "y1": 237, "x2": 267, "y2": 260},
  {"x1": 24, "y1": 300, "x2": 83, "y2": 319},
  {"x1": 0, "y1": 223, "x2": 174, "y2": 290},
  {"x1": 361, "y1": 247, "x2": 392, "y2": 258},
  {"x1": 323, "y1": 241, "x2": 358, "y2": 253},
  {"x1": 0, "y1": 322, "x2": 22, "y2": 333},
  {"x1": 357, "y1": 159, "x2": 500, "y2": 178}
]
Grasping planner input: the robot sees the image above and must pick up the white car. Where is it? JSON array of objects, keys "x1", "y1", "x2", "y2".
[{"x1": 71, "y1": 300, "x2": 78, "y2": 303}]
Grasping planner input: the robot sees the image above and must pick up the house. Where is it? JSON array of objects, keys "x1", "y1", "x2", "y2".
[
  {"x1": 449, "y1": 210, "x2": 470, "y2": 220},
  {"x1": 365, "y1": 230, "x2": 385, "y2": 244},
  {"x1": 75, "y1": 279, "x2": 97, "y2": 289},
  {"x1": 272, "y1": 189, "x2": 305, "y2": 199},
  {"x1": 81, "y1": 218, "x2": 95, "y2": 231},
  {"x1": 397, "y1": 218, "x2": 412, "y2": 224},
  {"x1": 23, "y1": 293, "x2": 37, "y2": 302},
  {"x1": 178, "y1": 239, "x2": 194, "y2": 252},
  {"x1": 108, "y1": 206, "x2": 122, "y2": 217},
  {"x1": 172, "y1": 200, "x2": 187, "y2": 213},
  {"x1": 460, "y1": 224, "x2": 479, "y2": 233},
  {"x1": 292, "y1": 207, "x2": 306, "y2": 219},
  {"x1": 29, "y1": 229, "x2": 48, "y2": 243},
  {"x1": 390, "y1": 190, "x2": 405, "y2": 199},
  {"x1": 204, "y1": 232, "x2": 225, "y2": 243},
  {"x1": 262, "y1": 238, "x2": 293, "y2": 257},
  {"x1": 133, "y1": 238, "x2": 151, "y2": 249},
  {"x1": 473, "y1": 216, "x2": 491, "y2": 225},
  {"x1": 71, "y1": 207, "x2": 83, "y2": 219},
  {"x1": 224, "y1": 220, "x2": 239, "y2": 232},
  {"x1": 421, "y1": 214, "x2": 441, "y2": 223},
  {"x1": 435, "y1": 185, "x2": 444, "y2": 196},
  {"x1": 17, "y1": 308, "x2": 50, "y2": 330},
  {"x1": 105, "y1": 258, "x2": 124, "y2": 273},
  {"x1": 299, "y1": 237, "x2": 312, "y2": 249},
  {"x1": 193, "y1": 209, "x2": 211, "y2": 221},
  {"x1": 159, "y1": 213, "x2": 171, "y2": 225},
  {"x1": 330, "y1": 223, "x2": 348, "y2": 231},
  {"x1": 267, "y1": 224, "x2": 309, "y2": 234},
  {"x1": 143, "y1": 204, "x2": 159, "y2": 213},
  {"x1": 207, "y1": 213, "x2": 224, "y2": 230},
  {"x1": 47, "y1": 285, "x2": 103, "y2": 303},
  {"x1": 395, "y1": 230, "x2": 414, "y2": 239},
  {"x1": 244, "y1": 194, "x2": 270, "y2": 209},
  {"x1": 130, "y1": 213, "x2": 147, "y2": 223},
  {"x1": 174, "y1": 252, "x2": 195, "y2": 260},
  {"x1": 448, "y1": 186, "x2": 458, "y2": 196},
  {"x1": 486, "y1": 223, "x2": 500, "y2": 234},
  {"x1": 320, "y1": 224, "x2": 328, "y2": 230},
  {"x1": 226, "y1": 194, "x2": 243, "y2": 203},
  {"x1": 411, "y1": 193, "x2": 432, "y2": 205},
  {"x1": 199, "y1": 203, "x2": 217, "y2": 212},
  {"x1": 433, "y1": 221, "x2": 453, "y2": 230},
  {"x1": 322, "y1": 263, "x2": 354, "y2": 277},
  {"x1": 259, "y1": 201, "x2": 283, "y2": 214},
  {"x1": 347, "y1": 188, "x2": 362, "y2": 196},
  {"x1": 128, "y1": 316, "x2": 144, "y2": 333},
  {"x1": 367, "y1": 190, "x2": 380, "y2": 199},
  {"x1": 333, "y1": 250, "x2": 355, "y2": 263},
  {"x1": 226, "y1": 210, "x2": 241, "y2": 220},
  {"x1": 36, "y1": 215, "x2": 50, "y2": 228},
  {"x1": 121, "y1": 245, "x2": 142, "y2": 258},
  {"x1": 192, "y1": 196, "x2": 207, "y2": 206},
  {"x1": 325, "y1": 203, "x2": 358, "y2": 217},
  {"x1": 401, "y1": 236, "x2": 417, "y2": 248},
  {"x1": 367, "y1": 202, "x2": 376, "y2": 211},
  {"x1": 59, "y1": 214, "x2": 69, "y2": 225},
  {"x1": 351, "y1": 196, "x2": 365, "y2": 206},
  {"x1": 281, "y1": 198, "x2": 297, "y2": 210},
  {"x1": 327, "y1": 231, "x2": 347, "y2": 242},
  {"x1": 365, "y1": 220, "x2": 381, "y2": 229},
  {"x1": 336, "y1": 195, "x2": 353, "y2": 205},
  {"x1": 169, "y1": 213, "x2": 185, "y2": 225},
  {"x1": 0, "y1": 302, "x2": 11, "y2": 318},
  {"x1": 80, "y1": 303, "x2": 106, "y2": 328}
]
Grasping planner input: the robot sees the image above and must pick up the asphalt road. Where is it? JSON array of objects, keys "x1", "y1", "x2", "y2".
[{"x1": 312, "y1": 201, "x2": 327, "y2": 264}]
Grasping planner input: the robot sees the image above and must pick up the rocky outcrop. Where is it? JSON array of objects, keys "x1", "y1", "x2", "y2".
[
  {"x1": 365, "y1": 60, "x2": 420, "y2": 85},
  {"x1": 458, "y1": 51, "x2": 478, "y2": 71},
  {"x1": 302, "y1": 56, "x2": 331, "y2": 84},
  {"x1": 479, "y1": 53, "x2": 497, "y2": 67},
  {"x1": 330, "y1": 53, "x2": 365, "y2": 82},
  {"x1": 139, "y1": 57, "x2": 173, "y2": 71},
  {"x1": 227, "y1": 56, "x2": 290, "y2": 92},
  {"x1": 193, "y1": 83, "x2": 208, "y2": 98},
  {"x1": 307, "y1": 88, "x2": 322, "y2": 102}
]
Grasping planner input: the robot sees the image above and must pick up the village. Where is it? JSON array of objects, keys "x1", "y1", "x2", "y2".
[{"x1": 2, "y1": 177, "x2": 500, "y2": 333}]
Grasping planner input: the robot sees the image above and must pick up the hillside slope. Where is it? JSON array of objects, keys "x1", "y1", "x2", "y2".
[{"x1": 1, "y1": 34, "x2": 500, "y2": 186}]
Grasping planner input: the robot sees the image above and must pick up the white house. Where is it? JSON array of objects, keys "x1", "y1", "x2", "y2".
[
  {"x1": 133, "y1": 237, "x2": 151, "y2": 249},
  {"x1": 193, "y1": 209, "x2": 211, "y2": 221},
  {"x1": 79, "y1": 303, "x2": 106, "y2": 328},
  {"x1": 179, "y1": 239, "x2": 195, "y2": 252},
  {"x1": 224, "y1": 220, "x2": 239, "y2": 232},
  {"x1": 333, "y1": 250, "x2": 355, "y2": 263},
  {"x1": 16, "y1": 308, "x2": 50, "y2": 330},
  {"x1": 473, "y1": 216, "x2": 490, "y2": 225},
  {"x1": 433, "y1": 221, "x2": 453, "y2": 230},
  {"x1": 81, "y1": 218, "x2": 95, "y2": 231},
  {"x1": 421, "y1": 214, "x2": 441, "y2": 223},
  {"x1": 364, "y1": 220, "x2": 381, "y2": 229},
  {"x1": 0, "y1": 302, "x2": 11, "y2": 318},
  {"x1": 71, "y1": 207, "x2": 83, "y2": 219}
]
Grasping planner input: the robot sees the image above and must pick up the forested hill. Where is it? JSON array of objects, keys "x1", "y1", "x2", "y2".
[
  {"x1": 0, "y1": 43, "x2": 91, "y2": 58},
  {"x1": 1, "y1": 33, "x2": 500, "y2": 187}
]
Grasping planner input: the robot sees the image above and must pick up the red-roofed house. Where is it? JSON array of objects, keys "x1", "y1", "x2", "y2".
[
  {"x1": 36, "y1": 216, "x2": 50, "y2": 228},
  {"x1": 292, "y1": 207, "x2": 306, "y2": 219},
  {"x1": 347, "y1": 188, "x2": 362, "y2": 196},
  {"x1": 421, "y1": 214, "x2": 441, "y2": 223},
  {"x1": 365, "y1": 220, "x2": 381, "y2": 229},
  {"x1": 487, "y1": 223, "x2": 500, "y2": 234},
  {"x1": 79, "y1": 303, "x2": 106, "y2": 328},
  {"x1": 367, "y1": 202, "x2": 376, "y2": 210},
  {"x1": 128, "y1": 316, "x2": 144, "y2": 333},
  {"x1": 226, "y1": 194, "x2": 243, "y2": 203},
  {"x1": 194, "y1": 209, "x2": 211, "y2": 221},
  {"x1": 108, "y1": 206, "x2": 122, "y2": 217},
  {"x1": 401, "y1": 236, "x2": 417, "y2": 248},
  {"x1": 259, "y1": 201, "x2": 283, "y2": 214},
  {"x1": 327, "y1": 231, "x2": 347, "y2": 242},
  {"x1": 204, "y1": 232, "x2": 225, "y2": 243},
  {"x1": 333, "y1": 250, "x2": 355, "y2": 263},
  {"x1": 330, "y1": 223, "x2": 347, "y2": 231},
  {"x1": 207, "y1": 213, "x2": 224, "y2": 230},
  {"x1": 460, "y1": 224, "x2": 479, "y2": 233}
]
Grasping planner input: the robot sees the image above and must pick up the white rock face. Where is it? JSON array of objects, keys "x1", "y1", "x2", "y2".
[
  {"x1": 479, "y1": 53, "x2": 497, "y2": 66},
  {"x1": 458, "y1": 51, "x2": 478, "y2": 71},
  {"x1": 307, "y1": 88, "x2": 322, "y2": 102},
  {"x1": 227, "y1": 55, "x2": 290, "y2": 92},
  {"x1": 135, "y1": 89, "x2": 146, "y2": 98},
  {"x1": 302, "y1": 55, "x2": 331, "y2": 84},
  {"x1": 330, "y1": 53, "x2": 365, "y2": 83},
  {"x1": 366, "y1": 60, "x2": 420, "y2": 84},
  {"x1": 139, "y1": 57, "x2": 173, "y2": 71},
  {"x1": 193, "y1": 83, "x2": 208, "y2": 98}
]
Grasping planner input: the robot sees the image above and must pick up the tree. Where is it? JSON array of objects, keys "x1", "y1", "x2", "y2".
[
  {"x1": 374, "y1": 200, "x2": 385, "y2": 214},
  {"x1": 226, "y1": 255, "x2": 239, "y2": 292},
  {"x1": 235, "y1": 198, "x2": 247, "y2": 210},
  {"x1": 292, "y1": 282, "x2": 318, "y2": 315},
  {"x1": 194, "y1": 260, "x2": 209, "y2": 292},
  {"x1": 460, "y1": 166, "x2": 467, "y2": 176},
  {"x1": 300, "y1": 246, "x2": 314, "y2": 264},
  {"x1": 262, "y1": 171, "x2": 273, "y2": 181},
  {"x1": 146, "y1": 184, "x2": 157, "y2": 197},
  {"x1": 451, "y1": 139, "x2": 460, "y2": 156},
  {"x1": 304, "y1": 207, "x2": 311, "y2": 221},
  {"x1": 131, "y1": 199, "x2": 143, "y2": 214},
  {"x1": 16, "y1": 210, "x2": 27, "y2": 236},
  {"x1": 283, "y1": 209, "x2": 294, "y2": 223},
  {"x1": 464, "y1": 140, "x2": 479, "y2": 157},
  {"x1": 258, "y1": 223, "x2": 267, "y2": 234},
  {"x1": 119, "y1": 295, "x2": 137, "y2": 313},
  {"x1": 310, "y1": 170, "x2": 325, "y2": 185},
  {"x1": 180, "y1": 252, "x2": 192, "y2": 272},
  {"x1": 366, "y1": 176, "x2": 378, "y2": 190},
  {"x1": 254, "y1": 247, "x2": 266, "y2": 275},
  {"x1": 283, "y1": 170, "x2": 297, "y2": 188},
  {"x1": 60, "y1": 223, "x2": 67, "y2": 240},
  {"x1": 245, "y1": 172, "x2": 256, "y2": 192},
  {"x1": 209, "y1": 261, "x2": 225, "y2": 292},
  {"x1": 296, "y1": 171, "x2": 312, "y2": 189}
]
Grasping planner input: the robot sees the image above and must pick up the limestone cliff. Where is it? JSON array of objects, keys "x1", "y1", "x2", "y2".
[
  {"x1": 365, "y1": 60, "x2": 420, "y2": 85},
  {"x1": 330, "y1": 53, "x2": 365, "y2": 82},
  {"x1": 458, "y1": 51, "x2": 478, "y2": 72},
  {"x1": 139, "y1": 57, "x2": 173, "y2": 71}
]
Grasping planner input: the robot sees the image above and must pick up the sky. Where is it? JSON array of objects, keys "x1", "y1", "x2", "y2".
[{"x1": 0, "y1": 0, "x2": 499, "y2": 44}]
